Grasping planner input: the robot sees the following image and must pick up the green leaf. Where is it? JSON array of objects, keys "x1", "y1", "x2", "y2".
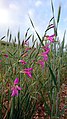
[
  {"x1": 17, "y1": 31, "x2": 20, "y2": 46},
  {"x1": 45, "y1": 25, "x2": 54, "y2": 32},
  {"x1": 49, "y1": 17, "x2": 54, "y2": 23},
  {"x1": 25, "y1": 34, "x2": 32, "y2": 42},
  {"x1": 44, "y1": 101, "x2": 51, "y2": 116},
  {"x1": 29, "y1": 16, "x2": 44, "y2": 46},
  {"x1": 25, "y1": 28, "x2": 30, "y2": 38},
  {"x1": 13, "y1": 49, "x2": 18, "y2": 55},
  {"x1": 35, "y1": 31, "x2": 44, "y2": 46},
  {"x1": 0, "y1": 36, "x2": 5, "y2": 40},
  {"x1": 60, "y1": 30, "x2": 66, "y2": 57},
  {"x1": 7, "y1": 29, "x2": 9, "y2": 38},
  {"x1": 48, "y1": 65, "x2": 57, "y2": 87},
  {"x1": 9, "y1": 98, "x2": 15, "y2": 119},
  {"x1": 14, "y1": 37, "x2": 16, "y2": 42},
  {"x1": 29, "y1": 102, "x2": 36, "y2": 118},
  {"x1": 57, "y1": 5, "x2": 61, "y2": 25},
  {"x1": 7, "y1": 51, "x2": 13, "y2": 56},
  {"x1": 32, "y1": 34, "x2": 34, "y2": 42},
  {"x1": 9, "y1": 33, "x2": 12, "y2": 42},
  {"x1": 32, "y1": 39, "x2": 37, "y2": 48},
  {"x1": 40, "y1": 91, "x2": 51, "y2": 115},
  {"x1": 40, "y1": 91, "x2": 51, "y2": 116},
  {"x1": 51, "y1": 0, "x2": 54, "y2": 16}
]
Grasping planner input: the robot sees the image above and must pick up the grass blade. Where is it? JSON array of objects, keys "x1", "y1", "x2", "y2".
[
  {"x1": 25, "y1": 28, "x2": 30, "y2": 38},
  {"x1": 57, "y1": 5, "x2": 61, "y2": 25},
  {"x1": 29, "y1": 16, "x2": 44, "y2": 46},
  {"x1": 0, "y1": 36, "x2": 5, "y2": 40},
  {"x1": 51, "y1": 0, "x2": 54, "y2": 16},
  {"x1": 48, "y1": 65, "x2": 57, "y2": 87},
  {"x1": 60, "y1": 30, "x2": 66, "y2": 57}
]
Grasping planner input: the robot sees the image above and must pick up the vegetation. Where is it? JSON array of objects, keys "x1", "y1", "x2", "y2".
[{"x1": 0, "y1": 1, "x2": 67, "y2": 119}]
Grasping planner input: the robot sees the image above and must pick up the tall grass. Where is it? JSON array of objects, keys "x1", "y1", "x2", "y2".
[{"x1": 0, "y1": 1, "x2": 67, "y2": 119}]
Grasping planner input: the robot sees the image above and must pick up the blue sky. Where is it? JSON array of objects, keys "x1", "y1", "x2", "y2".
[{"x1": 0, "y1": 0, "x2": 67, "y2": 44}]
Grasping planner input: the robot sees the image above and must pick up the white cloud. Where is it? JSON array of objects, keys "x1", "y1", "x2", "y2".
[
  {"x1": 35, "y1": 0, "x2": 42, "y2": 7},
  {"x1": 0, "y1": 8, "x2": 9, "y2": 24},
  {"x1": 9, "y1": 3, "x2": 19, "y2": 11},
  {"x1": 0, "y1": 0, "x2": 10, "y2": 9}
]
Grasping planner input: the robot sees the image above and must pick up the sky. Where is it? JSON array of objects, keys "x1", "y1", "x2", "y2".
[{"x1": 0, "y1": 0, "x2": 67, "y2": 45}]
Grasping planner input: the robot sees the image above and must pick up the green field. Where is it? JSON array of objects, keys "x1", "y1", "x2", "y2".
[{"x1": 0, "y1": 1, "x2": 67, "y2": 119}]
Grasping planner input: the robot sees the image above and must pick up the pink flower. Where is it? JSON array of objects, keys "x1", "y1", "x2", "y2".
[
  {"x1": 38, "y1": 60, "x2": 44, "y2": 68},
  {"x1": 24, "y1": 40, "x2": 29, "y2": 46},
  {"x1": 22, "y1": 40, "x2": 29, "y2": 46},
  {"x1": 23, "y1": 68, "x2": 33, "y2": 78},
  {"x1": 43, "y1": 44, "x2": 50, "y2": 54},
  {"x1": 24, "y1": 68, "x2": 33, "y2": 71},
  {"x1": 46, "y1": 34, "x2": 55, "y2": 42},
  {"x1": 41, "y1": 52, "x2": 48, "y2": 61},
  {"x1": 14, "y1": 78, "x2": 19, "y2": 84},
  {"x1": 43, "y1": 54, "x2": 48, "y2": 61},
  {"x1": 19, "y1": 60, "x2": 26, "y2": 65},
  {"x1": 11, "y1": 78, "x2": 22, "y2": 96},
  {"x1": 25, "y1": 47, "x2": 31, "y2": 51},
  {"x1": 40, "y1": 44, "x2": 50, "y2": 62},
  {"x1": 4, "y1": 54, "x2": 8, "y2": 58}
]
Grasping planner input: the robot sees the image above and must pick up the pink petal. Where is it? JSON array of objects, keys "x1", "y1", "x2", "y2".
[
  {"x1": 43, "y1": 55, "x2": 48, "y2": 61},
  {"x1": 11, "y1": 87, "x2": 14, "y2": 91},
  {"x1": 43, "y1": 44, "x2": 50, "y2": 54},
  {"x1": 11, "y1": 90, "x2": 15, "y2": 96},
  {"x1": 24, "y1": 71, "x2": 32, "y2": 78},
  {"x1": 25, "y1": 48, "x2": 31, "y2": 51},
  {"x1": 27, "y1": 73, "x2": 32, "y2": 78},
  {"x1": 14, "y1": 78, "x2": 19, "y2": 85},
  {"x1": 41, "y1": 52, "x2": 47, "y2": 55},
  {"x1": 46, "y1": 34, "x2": 55, "y2": 43},
  {"x1": 11, "y1": 88, "x2": 18, "y2": 96},
  {"x1": 19, "y1": 60, "x2": 26, "y2": 64},
  {"x1": 50, "y1": 34, "x2": 55, "y2": 37},
  {"x1": 24, "y1": 68, "x2": 33, "y2": 71},
  {"x1": 4, "y1": 54, "x2": 8, "y2": 58},
  {"x1": 24, "y1": 40, "x2": 29, "y2": 46},
  {"x1": 49, "y1": 37, "x2": 54, "y2": 42},
  {"x1": 38, "y1": 60, "x2": 44, "y2": 68},
  {"x1": 16, "y1": 86, "x2": 22, "y2": 90}
]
